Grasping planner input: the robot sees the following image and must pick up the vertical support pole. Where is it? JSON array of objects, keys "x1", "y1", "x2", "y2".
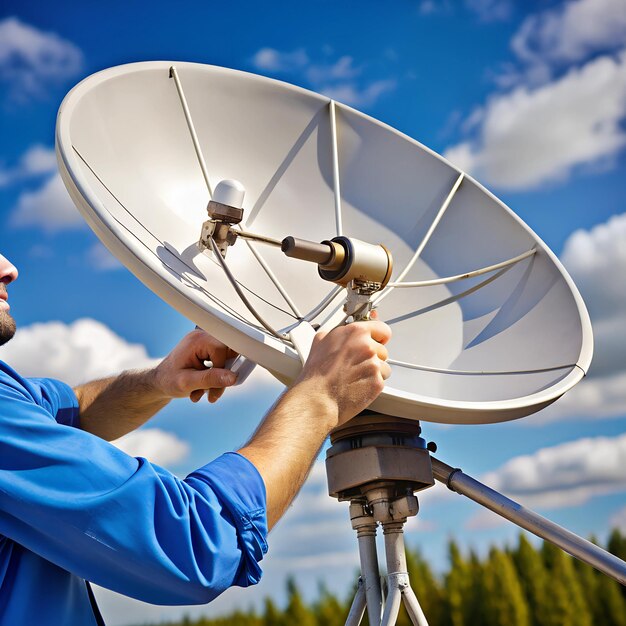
[{"x1": 351, "y1": 502, "x2": 383, "y2": 626}]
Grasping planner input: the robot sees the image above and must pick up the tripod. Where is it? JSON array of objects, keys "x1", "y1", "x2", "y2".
[{"x1": 325, "y1": 412, "x2": 626, "y2": 626}]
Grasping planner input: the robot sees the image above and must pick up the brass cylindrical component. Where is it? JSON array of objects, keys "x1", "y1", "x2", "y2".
[
  {"x1": 319, "y1": 237, "x2": 393, "y2": 288},
  {"x1": 281, "y1": 236, "x2": 334, "y2": 265}
]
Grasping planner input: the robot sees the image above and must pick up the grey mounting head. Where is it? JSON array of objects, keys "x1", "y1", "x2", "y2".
[{"x1": 199, "y1": 179, "x2": 245, "y2": 257}]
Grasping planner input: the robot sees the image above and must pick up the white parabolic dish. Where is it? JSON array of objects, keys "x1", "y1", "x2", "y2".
[{"x1": 56, "y1": 61, "x2": 593, "y2": 425}]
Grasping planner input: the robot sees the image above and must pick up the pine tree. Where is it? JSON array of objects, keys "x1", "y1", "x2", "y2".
[
  {"x1": 575, "y1": 557, "x2": 626, "y2": 626},
  {"x1": 465, "y1": 550, "x2": 490, "y2": 626},
  {"x1": 482, "y1": 547, "x2": 530, "y2": 626},
  {"x1": 404, "y1": 545, "x2": 446, "y2": 626},
  {"x1": 262, "y1": 597, "x2": 283, "y2": 626},
  {"x1": 443, "y1": 540, "x2": 471, "y2": 626},
  {"x1": 313, "y1": 583, "x2": 347, "y2": 626},
  {"x1": 607, "y1": 528, "x2": 626, "y2": 601},
  {"x1": 283, "y1": 577, "x2": 316, "y2": 626},
  {"x1": 607, "y1": 528, "x2": 626, "y2": 562},
  {"x1": 512, "y1": 534, "x2": 549, "y2": 626},
  {"x1": 541, "y1": 542, "x2": 592, "y2": 626}
]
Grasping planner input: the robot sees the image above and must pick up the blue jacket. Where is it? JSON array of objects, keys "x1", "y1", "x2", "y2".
[{"x1": 0, "y1": 361, "x2": 268, "y2": 625}]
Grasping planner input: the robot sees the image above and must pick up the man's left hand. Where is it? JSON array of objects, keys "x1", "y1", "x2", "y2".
[{"x1": 154, "y1": 329, "x2": 239, "y2": 403}]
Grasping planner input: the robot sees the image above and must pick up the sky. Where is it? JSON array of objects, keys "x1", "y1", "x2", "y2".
[{"x1": 0, "y1": 0, "x2": 625, "y2": 624}]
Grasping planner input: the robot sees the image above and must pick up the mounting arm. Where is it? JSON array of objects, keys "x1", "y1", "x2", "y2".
[{"x1": 431, "y1": 457, "x2": 626, "y2": 585}]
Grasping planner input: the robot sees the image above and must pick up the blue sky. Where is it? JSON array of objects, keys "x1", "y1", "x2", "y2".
[{"x1": 1, "y1": 1, "x2": 626, "y2": 624}]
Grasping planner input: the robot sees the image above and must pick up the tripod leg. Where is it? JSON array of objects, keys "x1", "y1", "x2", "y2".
[
  {"x1": 403, "y1": 587, "x2": 429, "y2": 626},
  {"x1": 380, "y1": 587, "x2": 402, "y2": 626},
  {"x1": 358, "y1": 530, "x2": 383, "y2": 626},
  {"x1": 345, "y1": 578, "x2": 367, "y2": 626},
  {"x1": 382, "y1": 522, "x2": 430, "y2": 626}
]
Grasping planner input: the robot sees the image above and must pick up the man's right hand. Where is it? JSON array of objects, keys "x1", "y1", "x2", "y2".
[{"x1": 296, "y1": 320, "x2": 392, "y2": 428}]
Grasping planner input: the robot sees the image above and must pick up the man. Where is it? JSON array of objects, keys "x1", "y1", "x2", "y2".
[{"x1": 0, "y1": 252, "x2": 391, "y2": 625}]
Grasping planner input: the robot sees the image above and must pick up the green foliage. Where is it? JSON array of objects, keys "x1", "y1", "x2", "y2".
[
  {"x1": 130, "y1": 531, "x2": 626, "y2": 626},
  {"x1": 482, "y1": 547, "x2": 529, "y2": 626},
  {"x1": 541, "y1": 542, "x2": 592, "y2": 626}
]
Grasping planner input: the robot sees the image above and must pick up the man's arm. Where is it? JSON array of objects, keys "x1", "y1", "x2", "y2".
[
  {"x1": 75, "y1": 330, "x2": 238, "y2": 441},
  {"x1": 0, "y1": 323, "x2": 390, "y2": 603},
  {"x1": 76, "y1": 321, "x2": 391, "y2": 529},
  {"x1": 239, "y1": 321, "x2": 391, "y2": 529}
]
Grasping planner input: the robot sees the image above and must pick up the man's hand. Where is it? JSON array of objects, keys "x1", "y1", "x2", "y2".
[
  {"x1": 76, "y1": 329, "x2": 239, "y2": 441},
  {"x1": 238, "y1": 320, "x2": 391, "y2": 528},
  {"x1": 296, "y1": 320, "x2": 392, "y2": 427},
  {"x1": 153, "y1": 329, "x2": 239, "y2": 404}
]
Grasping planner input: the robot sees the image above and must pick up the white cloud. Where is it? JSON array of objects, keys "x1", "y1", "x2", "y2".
[
  {"x1": 444, "y1": 50, "x2": 626, "y2": 190},
  {"x1": 561, "y1": 213, "x2": 626, "y2": 324},
  {"x1": 465, "y1": 508, "x2": 508, "y2": 530},
  {"x1": 251, "y1": 47, "x2": 396, "y2": 108},
  {"x1": 20, "y1": 144, "x2": 58, "y2": 175},
  {"x1": 465, "y1": 0, "x2": 513, "y2": 22},
  {"x1": 0, "y1": 318, "x2": 159, "y2": 386},
  {"x1": 527, "y1": 213, "x2": 626, "y2": 424},
  {"x1": 320, "y1": 78, "x2": 397, "y2": 107},
  {"x1": 0, "y1": 17, "x2": 82, "y2": 102},
  {"x1": 305, "y1": 55, "x2": 361, "y2": 84},
  {"x1": 609, "y1": 505, "x2": 626, "y2": 531},
  {"x1": 512, "y1": 0, "x2": 626, "y2": 70},
  {"x1": 10, "y1": 172, "x2": 84, "y2": 233},
  {"x1": 0, "y1": 144, "x2": 57, "y2": 187},
  {"x1": 562, "y1": 213, "x2": 626, "y2": 377},
  {"x1": 112, "y1": 428, "x2": 190, "y2": 468},
  {"x1": 251, "y1": 48, "x2": 309, "y2": 73},
  {"x1": 87, "y1": 242, "x2": 124, "y2": 271},
  {"x1": 482, "y1": 433, "x2": 626, "y2": 509},
  {"x1": 538, "y1": 371, "x2": 626, "y2": 423}
]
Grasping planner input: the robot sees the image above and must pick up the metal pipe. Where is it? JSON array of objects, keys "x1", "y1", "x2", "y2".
[
  {"x1": 357, "y1": 530, "x2": 383, "y2": 626},
  {"x1": 388, "y1": 248, "x2": 536, "y2": 288},
  {"x1": 431, "y1": 457, "x2": 626, "y2": 585},
  {"x1": 169, "y1": 66, "x2": 213, "y2": 198},
  {"x1": 380, "y1": 587, "x2": 402, "y2": 626},
  {"x1": 344, "y1": 579, "x2": 367, "y2": 626},
  {"x1": 382, "y1": 524, "x2": 419, "y2": 626},
  {"x1": 236, "y1": 230, "x2": 283, "y2": 247},
  {"x1": 403, "y1": 588, "x2": 429, "y2": 626},
  {"x1": 281, "y1": 236, "x2": 334, "y2": 265}
]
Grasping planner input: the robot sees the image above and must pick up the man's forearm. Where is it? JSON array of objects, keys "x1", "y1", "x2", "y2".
[
  {"x1": 74, "y1": 369, "x2": 169, "y2": 441},
  {"x1": 238, "y1": 377, "x2": 338, "y2": 530}
]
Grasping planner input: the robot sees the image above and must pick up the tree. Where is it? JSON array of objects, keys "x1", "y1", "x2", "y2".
[
  {"x1": 407, "y1": 545, "x2": 446, "y2": 626},
  {"x1": 443, "y1": 540, "x2": 472, "y2": 626},
  {"x1": 262, "y1": 597, "x2": 283, "y2": 626},
  {"x1": 541, "y1": 542, "x2": 592, "y2": 626},
  {"x1": 482, "y1": 547, "x2": 530, "y2": 626},
  {"x1": 512, "y1": 534, "x2": 549, "y2": 626},
  {"x1": 607, "y1": 528, "x2": 626, "y2": 601},
  {"x1": 313, "y1": 583, "x2": 347, "y2": 626},
  {"x1": 575, "y1": 557, "x2": 626, "y2": 626},
  {"x1": 283, "y1": 577, "x2": 316, "y2": 626}
]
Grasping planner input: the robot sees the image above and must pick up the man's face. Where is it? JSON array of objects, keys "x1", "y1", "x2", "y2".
[{"x1": 0, "y1": 254, "x2": 18, "y2": 346}]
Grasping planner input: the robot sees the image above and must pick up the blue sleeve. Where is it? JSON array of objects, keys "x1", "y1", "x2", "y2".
[
  {"x1": 0, "y1": 385, "x2": 268, "y2": 605},
  {"x1": 26, "y1": 377, "x2": 80, "y2": 428}
]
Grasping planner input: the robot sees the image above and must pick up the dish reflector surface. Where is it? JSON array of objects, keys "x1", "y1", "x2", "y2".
[{"x1": 56, "y1": 61, "x2": 592, "y2": 424}]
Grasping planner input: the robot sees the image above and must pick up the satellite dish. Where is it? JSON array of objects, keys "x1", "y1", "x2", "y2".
[{"x1": 56, "y1": 61, "x2": 592, "y2": 425}]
